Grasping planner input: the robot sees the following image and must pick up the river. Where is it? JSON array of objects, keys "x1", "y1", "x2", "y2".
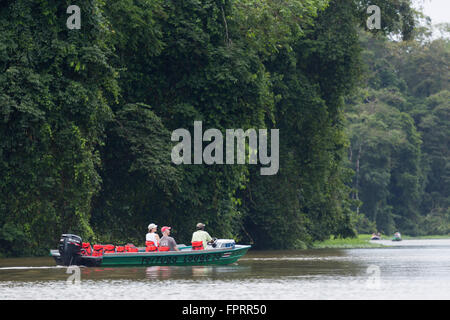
[{"x1": 1, "y1": 239, "x2": 449, "y2": 299}]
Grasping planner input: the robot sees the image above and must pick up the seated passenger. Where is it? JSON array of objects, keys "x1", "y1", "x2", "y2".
[
  {"x1": 159, "y1": 226, "x2": 179, "y2": 251},
  {"x1": 146, "y1": 223, "x2": 160, "y2": 247},
  {"x1": 191, "y1": 222, "x2": 213, "y2": 250}
]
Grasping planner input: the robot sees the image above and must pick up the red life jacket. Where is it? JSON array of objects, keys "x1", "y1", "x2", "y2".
[
  {"x1": 191, "y1": 241, "x2": 204, "y2": 250},
  {"x1": 81, "y1": 242, "x2": 92, "y2": 256},
  {"x1": 116, "y1": 246, "x2": 125, "y2": 253},
  {"x1": 125, "y1": 244, "x2": 139, "y2": 253},
  {"x1": 104, "y1": 244, "x2": 115, "y2": 254},
  {"x1": 92, "y1": 245, "x2": 104, "y2": 256},
  {"x1": 145, "y1": 241, "x2": 158, "y2": 252}
]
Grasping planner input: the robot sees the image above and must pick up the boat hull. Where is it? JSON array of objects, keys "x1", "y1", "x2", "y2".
[{"x1": 51, "y1": 245, "x2": 251, "y2": 267}]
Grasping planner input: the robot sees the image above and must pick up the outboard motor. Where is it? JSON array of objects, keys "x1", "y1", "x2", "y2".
[{"x1": 58, "y1": 234, "x2": 82, "y2": 266}]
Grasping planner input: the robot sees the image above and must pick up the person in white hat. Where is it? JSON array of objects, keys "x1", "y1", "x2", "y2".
[{"x1": 146, "y1": 223, "x2": 160, "y2": 247}]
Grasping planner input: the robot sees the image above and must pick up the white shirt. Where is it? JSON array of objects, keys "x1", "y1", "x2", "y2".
[{"x1": 146, "y1": 232, "x2": 159, "y2": 246}]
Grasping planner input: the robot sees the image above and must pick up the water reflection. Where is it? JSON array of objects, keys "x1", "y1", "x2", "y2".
[
  {"x1": 191, "y1": 266, "x2": 213, "y2": 277},
  {"x1": 146, "y1": 266, "x2": 173, "y2": 280},
  {"x1": 143, "y1": 265, "x2": 251, "y2": 280}
]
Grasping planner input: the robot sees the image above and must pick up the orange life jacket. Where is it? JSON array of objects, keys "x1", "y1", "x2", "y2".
[
  {"x1": 81, "y1": 242, "x2": 92, "y2": 256},
  {"x1": 104, "y1": 244, "x2": 115, "y2": 254},
  {"x1": 92, "y1": 245, "x2": 104, "y2": 256},
  {"x1": 116, "y1": 246, "x2": 125, "y2": 253},
  {"x1": 125, "y1": 244, "x2": 139, "y2": 253},
  {"x1": 145, "y1": 241, "x2": 158, "y2": 252},
  {"x1": 191, "y1": 241, "x2": 204, "y2": 250}
]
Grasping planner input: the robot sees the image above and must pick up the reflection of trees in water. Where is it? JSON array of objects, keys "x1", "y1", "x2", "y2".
[
  {"x1": 191, "y1": 266, "x2": 213, "y2": 277},
  {"x1": 145, "y1": 266, "x2": 172, "y2": 279},
  {"x1": 80, "y1": 267, "x2": 140, "y2": 281},
  {"x1": 145, "y1": 266, "x2": 214, "y2": 280},
  {"x1": 144, "y1": 265, "x2": 248, "y2": 281}
]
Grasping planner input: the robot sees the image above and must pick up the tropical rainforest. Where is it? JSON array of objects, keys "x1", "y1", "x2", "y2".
[{"x1": 0, "y1": 0, "x2": 448, "y2": 256}]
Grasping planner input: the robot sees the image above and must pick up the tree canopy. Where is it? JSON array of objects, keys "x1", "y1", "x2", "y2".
[{"x1": 1, "y1": 0, "x2": 446, "y2": 257}]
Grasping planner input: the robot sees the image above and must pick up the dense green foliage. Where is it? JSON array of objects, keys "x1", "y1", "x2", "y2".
[
  {"x1": 0, "y1": 0, "x2": 119, "y2": 255},
  {"x1": 347, "y1": 31, "x2": 449, "y2": 236},
  {"x1": 0, "y1": 0, "x2": 446, "y2": 257}
]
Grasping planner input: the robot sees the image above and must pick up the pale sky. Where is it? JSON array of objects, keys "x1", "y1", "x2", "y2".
[{"x1": 414, "y1": 0, "x2": 450, "y2": 25}]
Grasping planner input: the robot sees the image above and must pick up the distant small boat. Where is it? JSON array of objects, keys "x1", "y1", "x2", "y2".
[
  {"x1": 370, "y1": 233, "x2": 381, "y2": 240},
  {"x1": 392, "y1": 232, "x2": 402, "y2": 241}
]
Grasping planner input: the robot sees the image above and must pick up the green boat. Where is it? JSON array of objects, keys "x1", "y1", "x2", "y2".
[
  {"x1": 392, "y1": 232, "x2": 402, "y2": 241},
  {"x1": 51, "y1": 234, "x2": 251, "y2": 267}
]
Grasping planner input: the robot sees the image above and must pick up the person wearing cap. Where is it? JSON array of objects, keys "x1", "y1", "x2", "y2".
[
  {"x1": 191, "y1": 223, "x2": 213, "y2": 249},
  {"x1": 159, "y1": 226, "x2": 179, "y2": 251},
  {"x1": 146, "y1": 223, "x2": 160, "y2": 247}
]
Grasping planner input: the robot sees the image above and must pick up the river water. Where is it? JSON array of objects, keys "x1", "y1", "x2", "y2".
[{"x1": 1, "y1": 239, "x2": 449, "y2": 300}]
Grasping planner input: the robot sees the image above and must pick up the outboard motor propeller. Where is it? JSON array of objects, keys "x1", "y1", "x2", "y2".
[{"x1": 58, "y1": 234, "x2": 82, "y2": 266}]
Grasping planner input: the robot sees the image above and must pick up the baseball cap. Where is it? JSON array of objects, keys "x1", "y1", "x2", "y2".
[
  {"x1": 196, "y1": 222, "x2": 205, "y2": 228},
  {"x1": 148, "y1": 223, "x2": 157, "y2": 230},
  {"x1": 161, "y1": 226, "x2": 171, "y2": 233}
]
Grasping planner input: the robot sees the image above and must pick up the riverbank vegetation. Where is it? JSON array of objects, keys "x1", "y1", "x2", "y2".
[
  {"x1": 0, "y1": 0, "x2": 448, "y2": 257},
  {"x1": 312, "y1": 235, "x2": 386, "y2": 249},
  {"x1": 312, "y1": 234, "x2": 450, "y2": 249}
]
